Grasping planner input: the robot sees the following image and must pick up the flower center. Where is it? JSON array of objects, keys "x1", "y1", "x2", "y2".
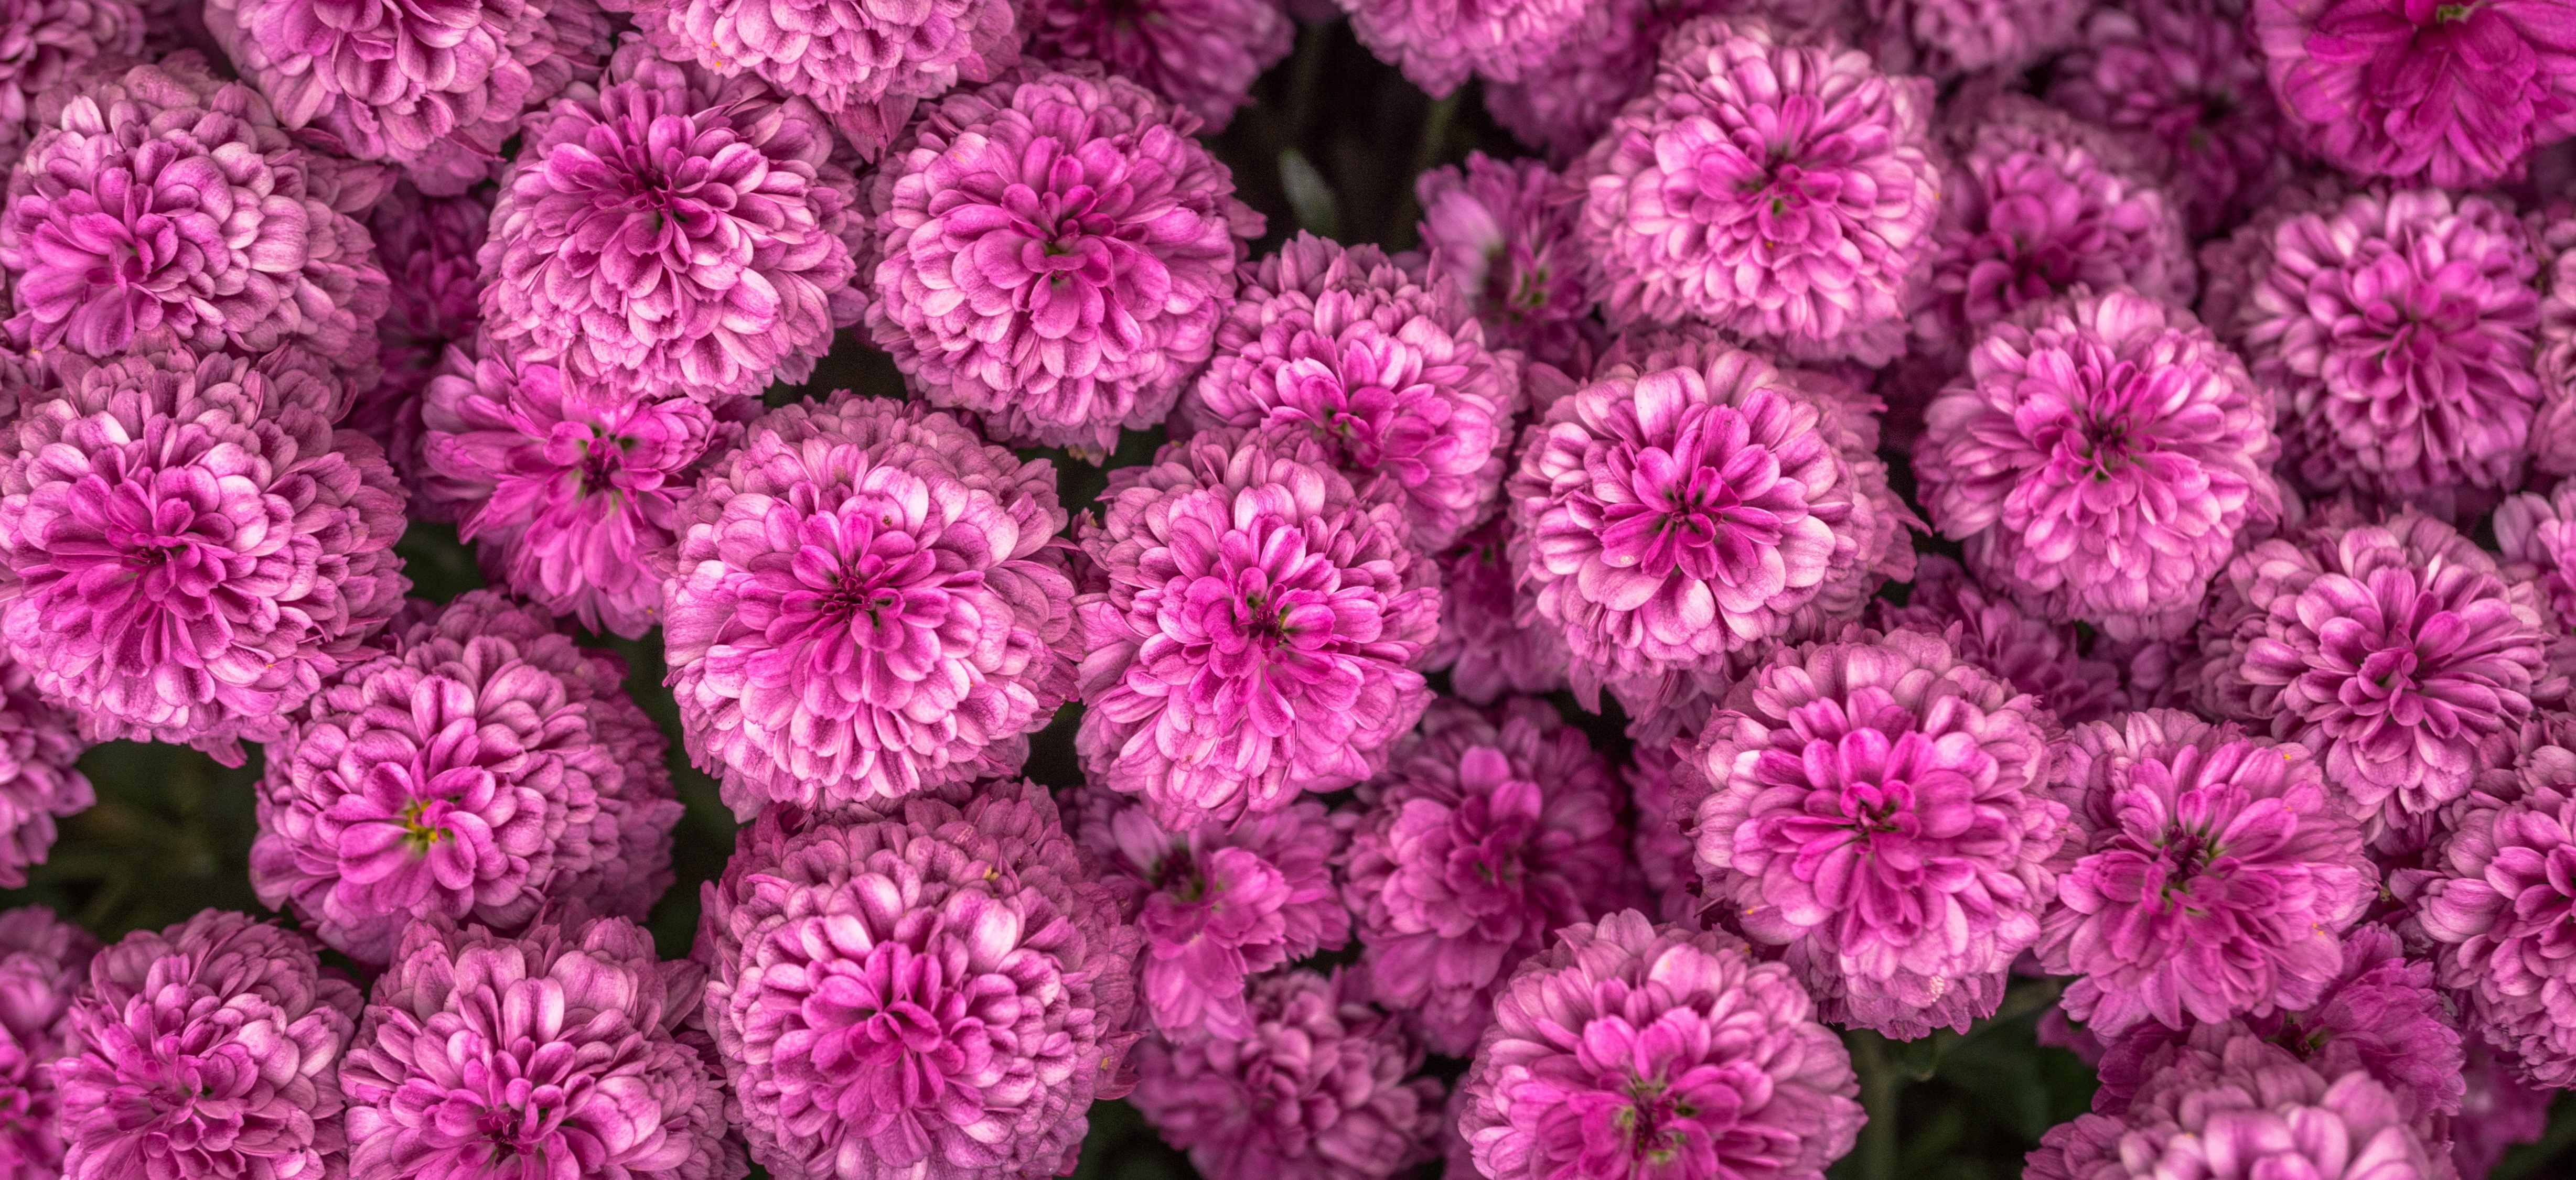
[
  {"x1": 1614, "y1": 1075, "x2": 1698, "y2": 1165},
  {"x1": 2434, "y1": 2, "x2": 2471, "y2": 20},
  {"x1": 400, "y1": 797, "x2": 452, "y2": 851}
]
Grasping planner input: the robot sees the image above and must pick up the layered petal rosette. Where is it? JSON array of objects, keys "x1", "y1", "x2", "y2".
[
  {"x1": 0, "y1": 907, "x2": 95, "y2": 1180},
  {"x1": 2418, "y1": 711, "x2": 2576, "y2": 1087},
  {"x1": 1023, "y1": 0, "x2": 1292, "y2": 127},
  {"x1": 1412, "y1": 152, "x2": 1596, "y2": 371},
  {"x1": 2047, "y1": 0, "x2": 2295, "y2": 237},
  {"x1": 0, "y1": 0, "x2": 139, "y2": 175},
  {"x1": 1426, "y1": 515, "x2": 1570, "y2": 703},
  {"x1": 1337, "y1": 0, "x2": 1592, "y2": 96},
  {"x1": 2253, "y1": 0, "x2": 2576, "y2": 187},
  {"x1": 0, "y1": 656, "x2": 86, "y2": 889}
]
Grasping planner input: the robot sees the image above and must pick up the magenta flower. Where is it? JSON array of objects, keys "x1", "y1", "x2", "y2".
[
  {"x1": 1024, "y1": 0, "x2": 1292, "y2": 127},
  {"x1": 0, "y1": 53, "x2": 390, "y2": 362},
  {"x1": 1915, "y1": 290, "x2": 2281, "y2": 642},
  {"x1": 1574, "y1": 15, "x2": 1939, "y2": 362},
  {"x1": 251, "y1": 590, "x2": 681, "y2": 966},
  {"x1": 203, "y1": 0, "x2": 608, "y2": 191},
  {"x1": 421, "y1": 342, "x2": 745, "y2": 638},
  {"x1": 1413, "y1": 152, "x2": 1598, "y2": 371},
  {"x1": 1131, "y1": 968, "x2": 1443, "y2": 1180},
  {"x1": 868, "y1": 68, "x2": 1259, "y2": 456},
  {"x1": 54, "y1": 911, "x2": 361, "y2": 1180},
  {"x1": 0, "y1": 0, "x2": 137, "y2": 175},
  {"x1": 1186, "y1": 232, "x2": 1518, "y2": 550},
  {"x1": 357, "y1": 183, "x2": 492, "y2": 502},
  {"x1": 2493, "y1": 477, "x2": 2576, "y2": 630},
  {"x1": 695, "y1": 783, "x2": 1141, "y2": 1180},
  {"x1": 0, "y1": 907, "x2": 95, "y2": 1180},
  {"x1": 2534, "y1": 203, "x2": 2576, "y2": 478},
  {"x1": 1427, "y1": 516, "x2": 1570, "y2": 704},
  {"x1": 1345, "y1": 697, "x2": 1639, "y2": 1054},
  {"x1": 2454, "y1": 1040, "x2": 2554, "y2": 1180},
  {"x1": 481, "y1": 38, "x2": 861, "y2": 402},
  {"x1": 1626, "y1": 742, "x2": 1702, "y2": 927},
  {"x1": 1075, "y1": 432, "x2": 1440, "y2": 831},
  {"x1": 1336, "y1": 0, "x2": 1591, "y2": 96},
  {"x1": 1874, "y1": 555, "x2": 2126, "y2": 726},
  {"x1": 665, "y1": 393, "x2": 1078, "y2": 815},
  {"x1": 2047, "y1": 0, "x2": 2295, "y2": 237},
  {"x1": 2240, "y1": 188, "x2": 2540, "y2": 504},
  {"x1": 342, "y1": 914, "x2": 737, "y2": 1180},
  {"x1": 0, "y1": 656, "x2": 87, "y2": 890},
  {"x1": 1077, "y1": 788, "x2": 1351, "y2": 1040},
  {"x1": 2254, "y1": 0, "x2": 2576, "y2": 187},
  {"x1": 2417, "y1": 720, "x2": 2576, "y2": 1087},
  {"x1": 1459, "y1": 911, "x2": 1863, "y2": 1180},
  {"x1": 1861, "y1": 0, "x2": 2089, "y2": 77},
  {"x1": 1481, "y1": 0, "x2": 1745, "y2": 164}
]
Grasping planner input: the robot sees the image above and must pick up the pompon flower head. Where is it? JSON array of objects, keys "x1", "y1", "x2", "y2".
[
  {"x1": 2047, "y1": 0, "x2": 2295, "y2": 238},
  {"x1": 2240, "y1": 187, "x2": 2540, "y2": 505},
  {"x1": 0, "y1": 334, "x2": 408, "y2": 761},
  {"x1": 2493, "y1": 477, "x2": 2576, "y2": 630},
  {"x1": 1185, "y1": 232, "x2": 1518, "y2": 550},
  {"x1": 341, "y1": 914, "x2": 737, "y2": 1180},
  {"x1": 2534, "y1": 202, "x2": 2576, "y2": 478},
  {"x1": 0, "y1": 0, "x2": 138, "y2": 175},
  {"x1": 1481, "y1": 0, "x2": 1744, "y2": 164},
  {"x1": 1023, "y1": 0, "x2": 1291, "y2": 127},
  {"x1": 1914, "y1": 290, "x2": 2280, "y2": 643},
  {"x1": 868, "y1": 69, "x2": 1259, "y2": 456},
  {"x1": 1075, "y1": 788, "x2": 1351, "y2": 1040},
  {"x1": 2253, "y1": 0, "x2": 2576, "y2": 187},
  {"x1": 1574, "y1": 15, "x2": 1940, "y2": 363},
  {"x1": 2038, "y1": 709, "x2": 2371, "y2": 1039},
  {"x1": 1626, "y1": 742, "x2": 1702, "y2": 926},
  {"x1": 1427, "y1": 516, "x2": 1570, "y2": 703},
  {"x1": 481, "y1": 38, "x2": 861, "y2": 402},
  {"x1": 251, "y1": 590, "x2": 681, "y2": 965},
  {"x1": 1860, "y1": 0, "x2": 2089, "y2": 78},
  {"x1": 1874, "y1": 555, "x2": 2125, "y2": 726},
  {"x1": 1412, "y1": 152, "x2": 1597, "y2": 371},
  {"x1": 695, "y1": 782, "x2": 1141, "y2": 1180},
  {"x1": 2453, "y1": 1040, "x2": 2554, "y2": 1180},
  {"x1": 1344, "y1": 697, "x2": 1638, "y2": 1054},
  {"x1": 1459, "y1": 911, "x2": 1863, "y2": 1180},
  {"x1": 54, "y1": 910, "x2": 361, "y2": 1180},
  {"x1": 356, "y1": 183, "x2": 491, "y2": 495},
  {"x1": 0, "y1": 907, "x2": 95, "y2": 1179},
  {"x1": 421, "y1": 341, "x2": 744, "y2": 638},
  {"x1": 1130, "y1": 968, "x2": 1443, "y2": 1180},
  {"x1": 1075, "y1": 432, "x2": 1439, "y2": 831},
  {"x1": 1336, "y1": 0, "x2": 1591, "y2": 96},
  {"x1": 2417, "y1": 711, "x2": 2576, "y2": 1087},
  {"x1": 202, "y1": 0, "x2": 608, "y2": 191},
  {"x1": 2192, "y1": 504, "x2": 2550, "y2": 834},
  {"x1": 0, "y1": 52, "x2": 390, "y2": 362},
  {"x1": 0, "y1": 656, "x2": 88, "y2": 889},
  {"x1": 666, "y1": 393, "x2": 1077, "y2": 816}
]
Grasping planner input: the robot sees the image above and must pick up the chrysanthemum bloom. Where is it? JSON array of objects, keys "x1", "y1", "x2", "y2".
[
  {"x1": 2529, "y1": 202, "x2": 2576, "y2": 478},
  {"x1": 54, "y1": 910, "x2": 362, "y2": 1180},
  {"x1": 2417, "y1": 717, "x2": 2576, "y2": 1087},
  {"x1": 2253, "y1": 0, "x2": 2576, "y2": 187},
  {"x1": 1413, "y1": 152, "x2": 1597, "y2": 371},
  {"x1": 1481, "y1": 0, "x2": 1742, "y2": 164},
  {"x1": 1875, "y1": 555, "x2": 2124, "y2": 726},
  {"x1": 0, "y1": 0, "x2": 138, "y2": 175},
  {"x1": 2240, "y1": 188, "x2": 2540, "y2": 504},
  {"x1": 481, "y1": 38, "x2": 861, "y2": 402},
  {"x1": 1459, "y1": 911, "x2": 1863, "y2": 1180},
  {"x1": 1574, "y1": 16, "x2": 1939, "y2": 362},
  {"x1": 1915, "y1": 290, "x2": 2279, "y2": 642},
  {"x1": 2453, "y1": 1040, "x2": 2554, "y2": 1180},
  {"x1": 2493, "y1": 477, "x2": 2576, "y2": 630},
  {"x1": 357, "y1": 183, "x2": 492, "y2": 499},
  {"x1": 1861, "y1": 0, "x2": 2089, "y2": 77},
  {"x1": 341, "y1": 914, "x2": 737, "y2": 1180},
  {"x1": 0, "y1": 656, "x2": 87, "y2": 889},
  {"x1": 2040, "y1": 710, "x2": 2371, "y2": 1040},
  {"x1": 0, "y1": 907, "x2": 94, "y2": 1179},
  {"x1": 1427, "y1": 516, "x2": 1570, "y2": 703},
  {"x1": 1077, "y1": 789, "x2": 1351, "y2": 1040},
  {"x1": 2193, "y1": 505, "x2": 2550, "y2": 831},
  {"x1": 696, "y1": 782, "x2": 1141, "y2": 1180},
  {"x1": 422, "y1": 343, "x2": 744, "y2": 637},
  {"x1": 2047, "y1": 0, "x2": 2295, "y2": 238},
  {"x1": 872, "y1": 70, "x2": 1259, "y2": 455},
  {"x1": 1023, "y1": 0, "x2": 1291, "y2": 127},
  {"x1": 0, "y1": 335, "x2": 409, "y2": 760},
  {"x1": 2191, "y1": 174, "x2": 2350, "y2": 353},
  {"x1": 0, "y1": 53, "x2": 390, "y2": 362},
  {"x1": 251, "y1": 590, "x2": 681, "y2": 965},
  {"x1": 1345, "y1": 697, "x2": 1638, "y2": 1053},
  {"x1": 204, "y1": 0, "x2": 608, "y2": 191},
  {"x1": 1132, "y1": 968, "x2": 1443, "y2": 1180},
  {"x1": 1186, "y1": 232, "x2": 1518, "y2": 550},
  {"x1": 1626, "y1": 743, "x2": 1703, "y2": 927},
  {"x1": 1075, "y1": 433, "x2": 1440, "y2": 831},
  {"x1": 1336, "y1": 0, "x2": 1590, "y2": 95},
  {"x1": 666, "y1": 393, "x2": 1078, "y2": 815}
]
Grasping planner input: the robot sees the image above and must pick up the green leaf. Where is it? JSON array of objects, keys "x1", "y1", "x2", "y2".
[{"x1": 1278, "y1": 149, "x2": 1341, "y2": 239}]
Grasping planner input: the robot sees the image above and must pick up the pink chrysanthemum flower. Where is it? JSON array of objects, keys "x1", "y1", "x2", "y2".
[
  {"x1": 1024, "y1": 0, "x2": 1291, "y2": 127},
  {"x1": 1459, "y1": 911, "x2": 1863, "y2": 1180},
  {"x1": 695, "y1": 783, "x2": 1141, "y2": 1180},
  {"x1": 1874, "y1": 555, "x2": 2125, "y2": 726},
  {"x1": 1915, "y1": 290, "x2": 2280, "y2": 642},
  {"x1": 0, "y1": 335, "x2": 409, "y2": 761},
  {"x1": 2193, "y1": 505, "x2": 2550, "y2": 833},
  {"x1": 2418, "y1": 715, "x2": 2576, "y2": 1087},
  {"x1": 2039, "y1": 709, "x2": 2372, "y2": 1039},
  {"x1": 1482, "y1": 0, "x2": 1746, "y2": 164},
  {"x1": 666, "y1": 393, "x2": 1078, "y2": 816},
  {"x1": 357, "y1": 183, "x2": 491, "y2": 500},
  {"x1": 1626, "y1": 742, "x2": 1702, "y2": 927},
  {"x1": 342, "y1": 914, "x2": 738, "y2": 1180},
  {"x1": 1413, "y1": 152, "x2": 1597, "y2": 372},
  {"x1": 1861, "y1": 0, "x2": 2090, "y2": 77},
  {"x1": 54, "y1": 911, "x2": 362, "y2": 1180},
  {"x1": 2253, "y1": 0, "x2": 2576, "y2": 187},
  {"x1": 1336, "y1": 0, "x2": 1591, "y2": 96},
  {"x1": 1076, "y1": 788, "x2": 1351, "y2": 1040},
  {"x1": 421, "y1": 342, "x2": 744, "y2": 638},
  {"x1": 2047, "y1": 0, "x2": 2295, "y2": 237},
  {"x1": 0, "y1": 0, "x2": 138, "y2": 175},
  {"x1": 1574, "y1": 16, "x2": 1939, "y2": 362},
  {"x1": 1427, "y1": 516, "x2": 1570, "y2": 704},
  {"x1": 251, "y1": 590, "x2": 680, "y2": 966},
  {"x1": 1131, "y1": 968, "x2": 1443, "y2": 1180},
  {"x1": 1186, "y1": 233, "x2": 1519, "y2": 550},
  {"x1": 2534, "y1": 202, "x2": 2576, "y2": 478},
  {"x1": 481, "y1": 38, "x2": 861, "y2": 402},
  {"x1": 2454, "y1": 1040, "x2": 2554, "y2": 1180},
  {"x1": 204, "y1": 0, "x2": 608, "y2": 191},
  {"x1": 0, "y1": 907, "x2": 95, "y2": 1180},
  {"x1": 1075, "y1": 433, "x2": 1440, "y2": 831},
  {"x1": 1345, "y1": 697, "x2": 1638, "y2": 1054},
  {"x1": 868, "y1": 68, "x2": 1259, "y2": 456},
  {"x1": 2493, "y1": 476, "x2": 2576, "y2": 630},
  {"x1": 0, "y1": 53, "x2": 390, "y2": 362},
  {"x1": 0, "y1": 656, "x2": 87, "y2": 889},
  {"x1": 2240, "y1": 188, "x2": 2540, "y2": 504}
]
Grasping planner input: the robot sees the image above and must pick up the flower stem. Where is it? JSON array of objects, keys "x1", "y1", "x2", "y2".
[
  {"x1": 1849, "y1": 1029, "x2": 1902, "y2": 1180},
  {"x1": 1384, "y1": 90, "x2": 1463, "y2": 247}
]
